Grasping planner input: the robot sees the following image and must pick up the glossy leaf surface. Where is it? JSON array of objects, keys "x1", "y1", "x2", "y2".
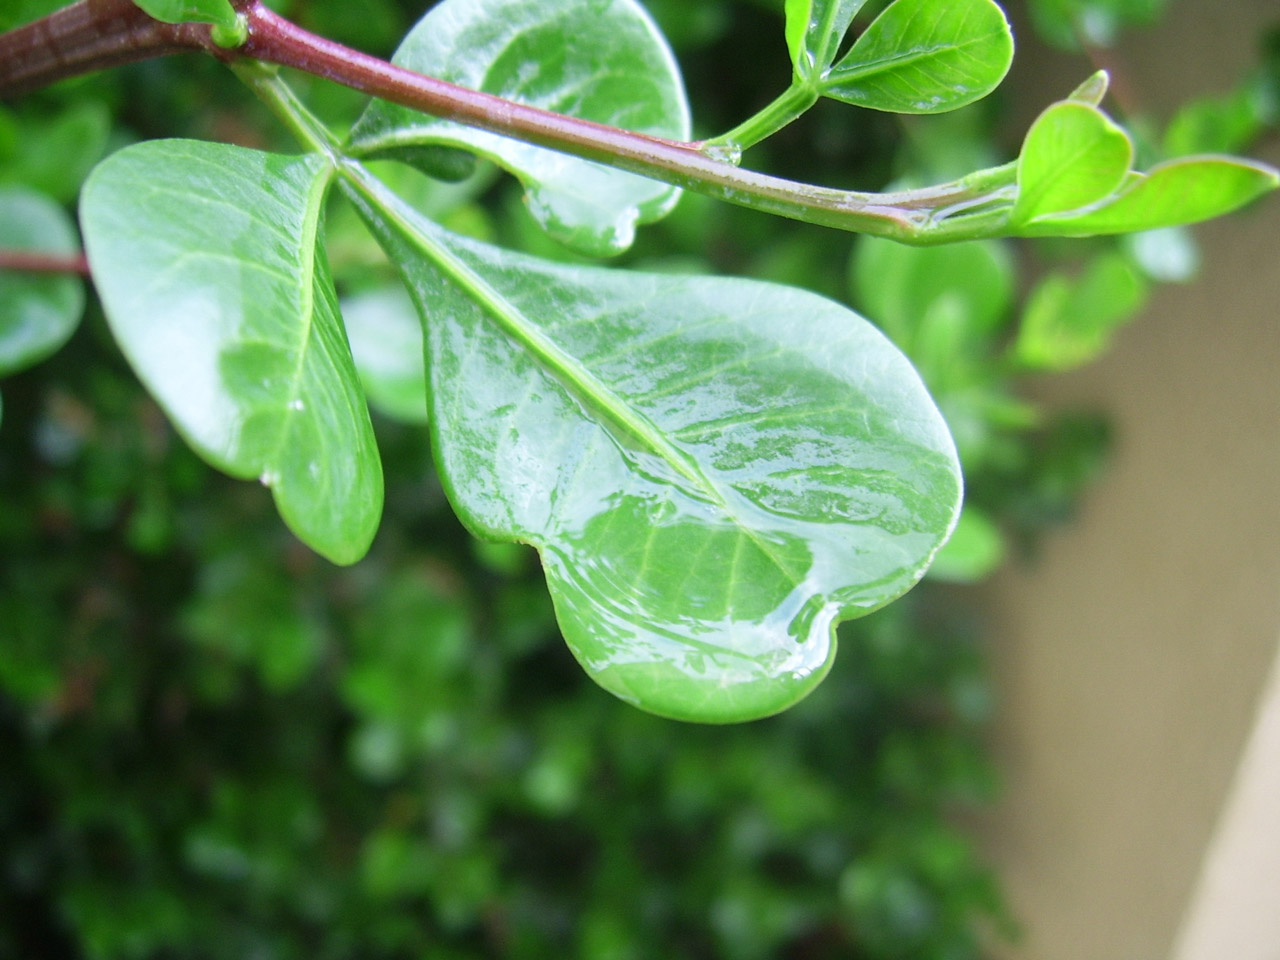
[
  {"x1": 80, "y1": 141, "x2": 382, "y2": 565},
  {"x1": 1019, "y1": 156, "x2": 1280, "y2": 236},
  {"x1": 348, "y1": 0, "x2": 691, "y2": 257},
  {"x1": 1012, "y1": 101, "x2": 1131, "y2": 224},
  {"x1": 824, "y1": 0, "x2": 1012, "y2": 114},
  {"x1": 784, "y1": 0, "x2": 868, "y2": 80},
  {"x1": 346, "y1": 171, "x2": 961, "y2": 723},
  {"x1": 0, "y1": 186, "x2": 84, "y2": 377}
]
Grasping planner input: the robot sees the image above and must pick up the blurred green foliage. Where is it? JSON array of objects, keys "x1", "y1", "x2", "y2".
[{"x1": 1, "y1": 0, "x2": 1275, "y2": 957}]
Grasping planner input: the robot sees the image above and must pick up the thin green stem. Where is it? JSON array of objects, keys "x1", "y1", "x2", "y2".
[
  {"x1": 230, "y1": 60, "x2": 340, "y2": 159},
  {"x1": 0, "y1": 0, "x2": 1022, "y2": 244},
  {"x1": 708, "y1": 84, "x2": 821, "y2": 156}
]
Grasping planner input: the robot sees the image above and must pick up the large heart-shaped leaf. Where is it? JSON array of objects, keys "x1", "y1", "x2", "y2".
[
  {"x1": 1019, "y1": 156, "x2": 1280, "y2": 236},
  {"x1": 0, "y1": 186, "x2": 84, "y2": 377},
  {"x1": 80, "y1": 140, "x2": 382, "y2": 565},
  {"x1": 1012, "y1": 100, "x2": 1132, "y2": 224},
  {"x1": 823, "y1": 0, "x2": 1012, "y2": 114},
  {"x1": 348, "y1": 0, "x2": 691, "y2": 257},
  {"x1": 342, "y1": 169, "x2": 961, "y2": 723},
  {"x1": 784, "y1": 0, "x2": 869, "y2": 80}
]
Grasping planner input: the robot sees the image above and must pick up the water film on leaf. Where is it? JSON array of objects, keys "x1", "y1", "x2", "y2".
[
  {"x1": 342, "y1": 168, "x2": 962, "y2": 723},
  {"x1": 80, "y1": 140, "x2": 383, "y2": 565},
  {"x1": 823, "y1": 0, "x2": 1013, "y2": 114}
]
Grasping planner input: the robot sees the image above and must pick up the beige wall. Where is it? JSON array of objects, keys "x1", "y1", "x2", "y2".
[{"x1": 979, "y1": 2, "x2": 1280, "y2": 957}]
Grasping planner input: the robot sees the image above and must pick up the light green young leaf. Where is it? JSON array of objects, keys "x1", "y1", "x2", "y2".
[
  {"x1": 342, "y1": 285, "x2": 429, "y2": 424},
  {"x1": 80, "y1": 141, "x2": 382, "y2": 565},
  {"x1": 1068, "y1": 70, "x2": 1111, "y2": 106},
  {"x1": 784, "y1": 0, "x2": 869, "y2": 80},
  {"x1": 0, "y1": 187, "x2": 84, "y2": 377},
  {"x1": 344, "y1": 170, "x2": 961, "y2": 723},
  {"x1": 1014, "y1": 253, "x2": 1148, "y2": 370},
  {"x1": 1012, "y1": 100, "x2": 1132, "y2": 224},
  {"x1": 1019, "y1": 156, "x2": 1280, "y2": 236},
  {"x1": 348, "y1": 0, "x2": 691, "y2": 257},
  {"x1": 823, "y1": 0, "x2": 1013, "y2": 114}
]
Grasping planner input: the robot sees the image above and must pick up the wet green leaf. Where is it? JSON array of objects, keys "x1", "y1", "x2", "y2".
[
  {"x1": 342, "y1": 285, "x2": 429, "y2": 424},
  {"x1": 0, "y1": 186, "x2": 84, "y2": 377},
  {"x1": 346, "y1": 170, "x2": 961, "y2": 723},
  {"x1": 1014, "y1": 253, "x2": 1147, "y2": 370},
  {"x1": 80, "y1": 140, "x2": 382, "y2": 565},
  {"x1": 348, "y1": 0, "x2": 690, "y2": 257},
  {"x1": 823, "y1": 0, "x2": 1012, "y2": 114},
  {"x1": 1012, "y1": 101, "x2": 1131, "y2": 224},
  {"x1": 784, "y1": 0, "x2": 868, "y2": 80},
  {"x1": 1020, "y1": 156, "x2": 1280, "y2": 236}
]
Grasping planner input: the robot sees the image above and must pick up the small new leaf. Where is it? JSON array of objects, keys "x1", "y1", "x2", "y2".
[
  {"x1": 1012, "y1": 100, "x2": 1132, "y2": 224},
  {"x1": 81, "y1": 141, "x2": 383, "y2": 565},
  {"x1": 1019, "y1": 156, "x2": 1280, "y2": 236},
  {"x1": 824, "y1": 0, "x2": 1013, "y2": 114}
]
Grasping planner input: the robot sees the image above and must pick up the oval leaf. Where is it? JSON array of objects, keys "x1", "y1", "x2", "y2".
[
  {"x1": 1019, "y1": 156, "x2": 1280, "y2": 236},
  {"x1": 348, "y1": 0, "x2": 691, "y2": 257},
  {"x1": 824, "y1": 0, "x2": 1013, "y2": 114},
  {"x1": 344, "y1": 170, "x2": 961, "y2": 723},
  {"x1": 80, "y1": 141, "x2": 382, "y2": 565},
  {"x1": 0, "y1": 186, "x2": 84, "y2": 377},
  {"x1": 1012, "y1": 101, "x2": 1133, "y2": 224}
]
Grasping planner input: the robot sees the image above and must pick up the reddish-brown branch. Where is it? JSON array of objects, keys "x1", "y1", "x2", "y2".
[
  {"x1": 0, "y1": 249, "x2": 92, "y2": 275},
  {"x1": 0, "y1": 0, "x2": 221, "y2": 98}
]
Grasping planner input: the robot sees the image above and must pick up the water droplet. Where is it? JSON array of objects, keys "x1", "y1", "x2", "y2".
[
  {"x1": 702, "y1": 141, "x2": 743, "y2": 166},
  {"x1": 259, "y1": 470, "x2": 279, "y2": 488},
  {"x1": 288, "y1": 398, "x2": 305, "y2": 412}
]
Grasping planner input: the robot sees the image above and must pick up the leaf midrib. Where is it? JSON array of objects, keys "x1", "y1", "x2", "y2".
[
  {"x1": 342, "y1": 164, "x2": 808, "y2": 586},
  {"x1": 830, "y1": 31, "x2": 997, "y2": 86}
]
